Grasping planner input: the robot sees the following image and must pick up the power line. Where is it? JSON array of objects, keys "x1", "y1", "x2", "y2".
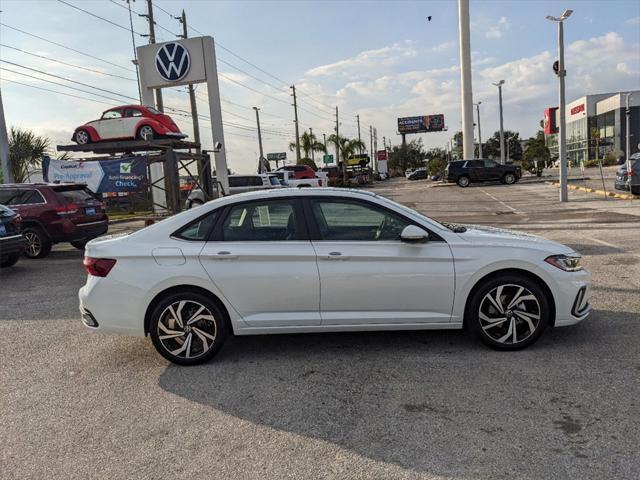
[
  {"x1": 0, "y1": 59, "x2": 139, "y2": 102},
  {"x1": 0, "y1": 44, "x2": 137, "y2": 82},
  {"x1": 0, "y1": 78, "x2": 116, "y2": 107},
  {"x1": 57, "y1": 0, "x2": 143, "y2": 36},
  {"x1": 218, "y1": 73, "x2": 289, "y2": 105},
  {"x1": 0, "y1": 23, "x2": 135, "y2": 72}
]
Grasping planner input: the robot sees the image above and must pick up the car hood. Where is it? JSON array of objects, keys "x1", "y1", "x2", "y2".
[{"x1": 455, "y1": 224, "x2": 574, "y2": 254}]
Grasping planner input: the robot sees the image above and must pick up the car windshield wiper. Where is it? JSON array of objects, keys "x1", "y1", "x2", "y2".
[{"x1": 442, "y1": 222, "x2": 467, "y2": 233}]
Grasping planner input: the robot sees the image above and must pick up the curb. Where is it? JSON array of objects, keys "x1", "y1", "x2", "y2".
[{"x1": 545, "y1": 181, "x2": 637, "y2": 200}]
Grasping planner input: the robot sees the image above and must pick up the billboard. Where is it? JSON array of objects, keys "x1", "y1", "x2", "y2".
[
  {"x1": 398, "y1": 114, "x2": 445, "y2": 133},
  {"x1": 43, "y1": 156, "x2": 148, "y2": 193},
  {"x1": 543, "y1": 107, "x2": 558, "y2": 134},
  {"x1": 377, "y1": 150, "x2": 388, "y2": 161}
]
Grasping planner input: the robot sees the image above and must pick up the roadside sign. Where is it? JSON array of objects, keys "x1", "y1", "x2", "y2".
[
  {"x1": 377, "y1": 150, "x2": 388, "y2": 161},
  {"x1": 267, "y1": 152, "x2": 287, "y2": 162},
  {"x1": 398, "y1": 114, "x2": 445, "y2": 133},
  {"x1": 322, "y1": 154, "x2": 334, "y2": 164}
]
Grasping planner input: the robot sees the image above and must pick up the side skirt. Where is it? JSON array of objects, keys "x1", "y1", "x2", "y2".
[{"x1": 232, "y1": 322, "x2": 464, "y2": 336}]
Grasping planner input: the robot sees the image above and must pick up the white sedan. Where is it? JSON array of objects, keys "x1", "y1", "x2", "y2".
[{"x1": 79, "y1": 189, "x2": 591, "y2": 365}]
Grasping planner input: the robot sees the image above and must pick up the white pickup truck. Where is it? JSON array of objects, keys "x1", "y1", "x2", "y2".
[{"x1": 270, "y1": 170, "x2": 327, "y2": 188}]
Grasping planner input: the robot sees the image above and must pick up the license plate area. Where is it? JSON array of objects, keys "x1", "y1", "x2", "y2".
[
  {"x1": 0, "y1": 224, "x2": 6, "y2": 236},
  {"x1": 85, "y1": 207, "x2": 96, "y2": 216}
]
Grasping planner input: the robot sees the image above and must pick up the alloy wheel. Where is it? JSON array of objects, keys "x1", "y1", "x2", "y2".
[
  {"x1": 139, "y1": 126, "x2": 154, "y2": 141},
  {"x1": 505, "y1": 173, "x2": 516, "y2": 184},
  {"x1": 24, "y1": 232, "x2": 42, "y2": 257},
  {"x1": 156, "y1": 300, "x2": 217, "y2": 360},
  {"x1": 75, "y1": 130, "x2": 89, "y2": 144},
  {"x1": 478, "y1": 283, "x2": 541, "y2": 345},
  {"x1": 458, "y1": 176, "x2": 470, "y2": 187}
]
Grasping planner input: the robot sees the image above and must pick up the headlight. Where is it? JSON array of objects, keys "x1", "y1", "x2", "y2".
[{"x1": 545, "y1": 254, "x2": 583, "y2": 272}]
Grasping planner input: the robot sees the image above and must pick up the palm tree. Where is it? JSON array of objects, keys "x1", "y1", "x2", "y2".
[
  {"x1": 8, "y1": 127, "x2": 50, "y2": 183},
  {"x1": 289, "y1": 131, "x2": 326, "y2": 161},
  {"x1": 327, "y1": 134, "x2": 367, "y2": 181}
]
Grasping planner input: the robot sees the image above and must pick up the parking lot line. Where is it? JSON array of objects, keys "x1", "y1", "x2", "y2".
[{"x1": 479, "y1": 188, "x2": 525, "y2": 215}]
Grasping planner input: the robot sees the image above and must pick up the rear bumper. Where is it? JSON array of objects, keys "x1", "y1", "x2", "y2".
[
  {"x1": 0, "y1": 234, "x2": 27, "y2": 256},
  {"x1": 49, "y1": 218, "x2": 108, "y2": 243}
]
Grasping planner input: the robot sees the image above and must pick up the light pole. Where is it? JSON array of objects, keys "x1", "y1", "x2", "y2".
[
  {"x1": 624, "y1": 93, "x2": 632, "y2": 190},
  {"x1": 547, "y1": 9, "x2": 573, "y2": 202},
  {"x1": 492, "y1": 80, "x2": 505, "y2": 164},
  {"x1": 474, "y1": 101, "x2": 483, "y2": 158},
  {"x1": 253, "y1": 107, "x2": 265, "y2": 173},
  {"x1": 458, "y1": 0, "x2": 474, "y2": 160}
]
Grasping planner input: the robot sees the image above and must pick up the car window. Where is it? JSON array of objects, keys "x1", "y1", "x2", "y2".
[
  {"x1": 249, "y1": 176, "x2": 264, "y2": 186},
  {"x1": 146, "y1": 106, "x2": 160, "y2": 114},
  {"x1": 174, "y1": 211, "x2": 218, "y2": 241},
  {"x1": 268, "y1": 176, "x2": 280, "y2": 186},
  {"x1": 124, "y1": 108, "x2": 142, "y2": 117},
  {"x1": 311, "y1": 200, "x2": 410, "y2": 241},
  {"x1": 228, "y1": 177, "x2": 249, "y2": 188},
  {"x1": 221, "y1": 201, "x2": 299, "y2": 241},
  {"x1": 102, "y1": 110, "x2": 122, "y2": 119},
  {"x1": 0, "y1": 189, "x2": 18, "y2": 204},
  {"x1": 9, "y1": 189, "x2": 45, "y2": 205},
  {"x1": 483, "y1": 160, "x2": 497, "y2": 168},
  {"x1": 54, "y1": 187, "x2": 97, "y2": 203}
]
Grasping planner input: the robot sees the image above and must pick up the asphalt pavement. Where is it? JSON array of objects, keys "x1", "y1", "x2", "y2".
[{"x1": 1, "y1": 179, "x2": 639, "y2": 480}]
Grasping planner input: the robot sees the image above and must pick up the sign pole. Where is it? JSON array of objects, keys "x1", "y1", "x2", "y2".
[{"x1": 0, "y1": 90, "x2": 13, "y2": 184}]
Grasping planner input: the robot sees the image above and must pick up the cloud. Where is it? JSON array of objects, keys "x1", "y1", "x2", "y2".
[
  {"x1": 486, "y1": 16, "x2": 511, "y2": 39},
  {"x1": 625, "y1": 16, "x2": 640, "y2": 25},
  {"x1": 305, "y1": 42, "x2": 417, "y2": 77},
  {"x1": 431, "y1": 41, "x2": 456, "y2": 53}
]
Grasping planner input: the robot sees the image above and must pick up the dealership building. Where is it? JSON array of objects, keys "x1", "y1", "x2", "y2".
[{"x1": 544, "y1": 90, "x2": 640, "y2": 164}]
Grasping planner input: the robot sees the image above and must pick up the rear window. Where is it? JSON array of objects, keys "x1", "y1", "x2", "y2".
[
  {"x1": 53, "y1": 186, "x2": 97, "y2": 204},
  {"x1": 229, "y1": 177, "x2": 249, "y2": 187},
  {"x1": 268, "y1": 176, "x2": 280, "y2": 186}
]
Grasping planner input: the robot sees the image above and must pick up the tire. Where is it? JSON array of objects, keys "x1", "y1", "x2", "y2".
[
  {"x1": 23, "y1": 226, "x2": 52, "y2": 259},
  {"x1": 70, "y1": 240, "x2": 88, "y2": 250},
  {"x1": 149, "y1": 291, "x2": 228, "y2": 365},
  {"x1": 0, "y1": 253, "x2": 20, "y2": 268},
  {"x1": 74, "y1": 129, "x2": 91, "y2": 145},
  {"x1": 503, "y1": 172, "x2": 517, "y2": 185},
  {"x1": 468, "y1": 274, "x2": 549, "y2": 351},
  {"x1": 137, "y1": 125, "x2": 155, "y2": 141},
  {"x1": 457, "y1": 176, "x2": 470, "y2": 188}
]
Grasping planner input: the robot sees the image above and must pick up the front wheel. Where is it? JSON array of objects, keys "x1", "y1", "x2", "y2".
[
  {"x1": 457, "y1": 176, "x2": 470, "y2": 187},
  {"x1": 149, "y1": 291, "x2": 228, "y2": 365},
  {"x1": 503, "y1": 172, "x2": 517, "y2": 185},
  {"x1": 468, "y1": 275, "x2": 549, "y2": 350},
  {"x1": 74, "y1": 129, "x2": 91, "y2": 145}
]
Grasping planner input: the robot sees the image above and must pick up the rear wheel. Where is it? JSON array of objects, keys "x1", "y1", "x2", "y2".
[
  {"x1": 23, "y1": 226, "x2": 52, "y2": 259},
  {"x1": 0, "y1": 253, "x2": 20, "y2": 268},
  {"x1": 74, "y1": 129, "x2": 91, "y2": 145},
  {"x1": 457, "y1": 176, "x2": 470, "y2": 187},
  {"x1": 137, "y1": 125, "x2": 155, "y2": 141},
  {"x1": 149, "y1": 291, "x2": 228, "y2": 365},
  {"x1": 503, "y1": 172, "x2": 517, "y2": 185},
  {"x1": 468, "y1": 274, "x2": 549, "y2": 350}
]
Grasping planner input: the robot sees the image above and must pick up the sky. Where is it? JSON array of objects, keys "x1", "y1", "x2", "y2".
[{"x1": 1, "y1": 0, "x2": 639, "y2": 173}]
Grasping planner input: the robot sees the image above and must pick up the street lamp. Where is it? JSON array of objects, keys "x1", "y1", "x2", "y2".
[
  {"x1": 492, "y1": 80, "x2": 505, "y2": 164},
  {"x1": 474, "y1": 101, "x2": 483, "y2": 158},
  {"x1": 547, "y1": 9, "x2": 573, "y2": 202}
]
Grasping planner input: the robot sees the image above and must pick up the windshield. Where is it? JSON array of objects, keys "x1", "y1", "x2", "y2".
[
  {"x1": 381, "y1": 196, "x2": 450, "y2": 232},
  {"x1": 268, "y1": 176, "x2": 280, "y2": 185}
]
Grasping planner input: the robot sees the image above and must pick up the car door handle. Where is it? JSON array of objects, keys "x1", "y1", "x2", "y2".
[
  {"x1": 204, "y1": 251, "x2": 238, "y2": 260},
  {"x1": 324, "y1": 251, "x2": 350, "y2": 260}
]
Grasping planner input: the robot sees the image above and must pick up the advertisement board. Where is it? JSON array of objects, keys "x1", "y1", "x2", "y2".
[
  {"x1": 43, "y1": 157, "x2": 148, "y2": 193},
  {"x1": 398, "y1": 114, "x2": 445, "y2": 133},
  {"x1": 377, "y1": 150, "x2": 388, "y2": 161},
  {"x1": 543, "y1": 107, "x2": 558, "y2": 134}
]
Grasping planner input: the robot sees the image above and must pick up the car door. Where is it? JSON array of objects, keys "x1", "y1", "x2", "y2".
[
  {"x1": 94, "y1": 109, "x2": 124, "y2": 139},
  {"x1": 307, "y1": 197, "x2": 455, "y2": 325},
  {"x1": 199, "y1": 198, "x2": 321, "y2": 327},
  {"x1": 122, "y1": 107, "x2": 144, "y2": 139},
  {"x1": 483, "y1": 160, "x2": 502, "y2": 181}
]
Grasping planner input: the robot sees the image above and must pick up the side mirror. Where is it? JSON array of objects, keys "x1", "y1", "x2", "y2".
[{"x1": 400, "y1": 225, "x2": 429, "y2": 243}]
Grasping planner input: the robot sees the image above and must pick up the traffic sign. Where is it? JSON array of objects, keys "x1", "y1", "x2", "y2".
[
  {"x1": 267, "y1": 152, "x2": 287, "y2": 161},
  {"x1": 322, "y1": 154, "x2": 334, "y2": 164}
]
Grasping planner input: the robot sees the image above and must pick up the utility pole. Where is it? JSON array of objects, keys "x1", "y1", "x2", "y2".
[
  {"x1": 493, "y1": 80, "x2": 506, "y2": 164},
  {"x1": 356, "y1": 114, "x2": 362, "y2": 153},
  {"x1": 625, "y1": 93, "x2": 632, "y2": 189},
  {"x1": 290, "y1": 85, "x2": 301, "y2": 162},
  {"x1": 177, "y1": 10, "x2": 201, "y2": 155},
  {"x1": 373, "y1": 127, "x2": 378, "y2": 173},
  {"x1": 0, "y1": 90, "x2": 13, "y2": 183},
  {"x1": 144, "y1": 0, "x2": 163, "y2": 111},
  {"x1": 475, "y1": 101, "x2": 483, "y2": 158},
  {"x1": 458, "y1": 0, "x2": 474, "y2": 160},
  {"x1": 369, "y1": 125, "x2": 374, "y2": 165},
  {"x1": 323, "y1": 133, "x2": 327, "y2": 150},
  {"x1": 253, "y1": 107, "x2": 264, "y2": 173},
  {"x1": 336, "y1": 106, "x2": 343, "y2": 179},
  {"x1": 383, "y1": 136, "x2": 386, "y2": 151},
  {"x1": 310, "y1": 127, "x2": 315, "y2": 162}
]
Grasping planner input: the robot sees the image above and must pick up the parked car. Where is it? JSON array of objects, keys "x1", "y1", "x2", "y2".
[
  {"x1": 446, "y1": 159, "x2": 522, "y2": 187},
  {"x1": 276, "y1": 164, "x2": 317, "y2": 179},
  {"x1": 408, "y1": 169, "x2": 428, "y2": 180},
  {"x1": 614, "y1": 154, "x2": 639, "y2": 195},
  {"x1": 320, "y1": 166, "x2": 342, "y2": 181},
  {"x1": 186, "y1": 174, "x2": 282, "y2": 208},
  {"x1": 0, "y1": 184, "x2": 108, "y2": 258},
  {"x1": 0, "y1": 204, "x2": 26, "y2": 268},
  {"x1": 80, "y1": 188, "x2": 591, "y2": 365},
  {"x1": 72, "y1": 105, "x2": 186, "y2": 145},
  {"x1": 269, "y1": 170, "x2": 325, "y2": 188}
]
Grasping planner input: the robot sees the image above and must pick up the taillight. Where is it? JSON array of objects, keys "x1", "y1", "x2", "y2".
[
  {"x1": 56, "y1": 203, "x2": 79, "y2": 215},
  {"x1": 628, "y1": 169, "x2": 635, "y2": 177},
  {"x1": 83, "y1": 257, "x2": 116, "y2": 277}
]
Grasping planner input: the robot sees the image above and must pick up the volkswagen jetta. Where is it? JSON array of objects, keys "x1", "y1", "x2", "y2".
[{"x1": 79, "y1": 189, "x2": 591, "y2": 365}]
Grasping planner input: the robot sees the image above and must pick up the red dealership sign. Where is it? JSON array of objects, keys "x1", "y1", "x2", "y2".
[
  {"x1": 543, "y1": 107, "x2": 558, "y2": 134},
  {"x1": 377, "y1": 150, "x2": 388, "y2": 161},
  {"x1": 570, "y1": 104, "x2": 585, "y2": 116}
]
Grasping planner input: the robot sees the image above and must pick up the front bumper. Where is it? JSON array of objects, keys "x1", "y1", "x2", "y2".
[{"x1": 553, "y1": 269, "x2": 592, "y2": 327}]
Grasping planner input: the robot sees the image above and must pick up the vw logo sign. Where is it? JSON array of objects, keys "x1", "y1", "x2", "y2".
[{"x1": 155, "y1": 42, "x2": 191, "y2": 82}]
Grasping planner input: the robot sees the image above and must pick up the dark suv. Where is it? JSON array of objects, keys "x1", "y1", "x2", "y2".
[
  {"x1": 446, "y1": 159, "x2": 521, "y2": 187},
  {"x1": 0, "y1": 203, "x2": 26, "y2": 268},
  {"x1": 0, "y1": 184, "x2": 108, "y2": 258}
]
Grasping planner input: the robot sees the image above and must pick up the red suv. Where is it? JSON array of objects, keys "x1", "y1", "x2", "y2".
[
  {"x1": 276, "y1": 165, "x2": 317, "y2": 179},
  {"x1": 0, "y1": 184, "x2": 108, "y2": 258}
]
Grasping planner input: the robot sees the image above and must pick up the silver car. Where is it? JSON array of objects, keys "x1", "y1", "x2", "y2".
[{"x1": 186, "y1": 174, "x2": 282, "y2": 208}]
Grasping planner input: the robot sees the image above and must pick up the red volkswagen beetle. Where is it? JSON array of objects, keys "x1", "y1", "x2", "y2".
[{"x1": 72, "y1": 105, "x2": 186, "y2": 144}]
